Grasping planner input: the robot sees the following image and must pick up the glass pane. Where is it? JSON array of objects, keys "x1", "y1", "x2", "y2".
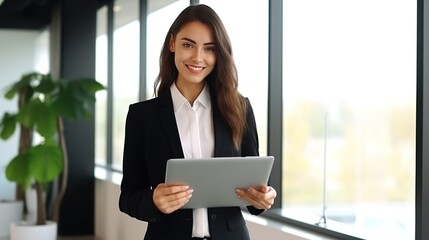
[
  {"x1": 197, "y1": 0, "x2": 269, "y2": 156},
  {"x1": 282, "y1": 1, "x2": 416, "y2": 239},
  {"x1": 146, "y1": 0, "x2": 189, "y2": 99},
  {"x1": 112, "y1": 0, "x2": 140, "y2": 170},
  {"x1": 34, "y1": 29, "x2": 50, "y2": 73},
  {"x1": 95, "y1": 5, "x2": 108, "y2": 166}
]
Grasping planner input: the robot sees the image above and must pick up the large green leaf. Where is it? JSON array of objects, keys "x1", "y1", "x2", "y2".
[
  {"x1": 0, "y1": 113, "x2": 17, "y2": 140},
  {"x1": 51, "y1": 79, "x2": 105, "y2": 120},
  {"x1": 34, "y1": 103, "x2": 57, "y2": 138},
  {"x1": 4, "y1": 83, "x2": 20, "y2": 100},
  {"x1": 33, "y1": 74, "x2": 56, "y2": 94},
  {"x1": 4, "y1": 72, "x2": 42, "y2": 100},
  {"x1": 16, "y1": 98, "x2": 41, "y2": 128},
  {"x1": 79, "y1": 78, "x2": 106, "y2": 92},
  {"x1": 51, "y1": 90, "x2": 79, "y2": 119},
  {"x1": 28, "y1": 142, "x2": 63, "y2": 183},
  {"x1": 5, "y1": 152, "x2": 32, "y2": 189}
]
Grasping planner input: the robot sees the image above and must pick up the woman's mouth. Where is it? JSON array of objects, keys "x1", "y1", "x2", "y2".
[{"x1": 186, "y1": 64, "x2": 204, "y2": 73}]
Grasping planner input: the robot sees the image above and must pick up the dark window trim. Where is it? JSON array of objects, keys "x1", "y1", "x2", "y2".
[
  {"x1": 267, "y1": 0, "x2": 283, "y2": 210},
  {"x1": 106, "y1": 1, "x2": 114, "y2": 166},
  {"x1": 415, "y1": 0, "x2": 429, "y2": 239},
  {"x1": 139, "y1": 0, "x2": 147, "y2": 101}
]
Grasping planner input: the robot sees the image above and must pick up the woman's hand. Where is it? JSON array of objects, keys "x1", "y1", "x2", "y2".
[
  {"x1": 235, "y1": 185, "x2": 277, "y2": 210},
  {"x1": 153, "y1": 183, "x2": 193, "y2": 214}
]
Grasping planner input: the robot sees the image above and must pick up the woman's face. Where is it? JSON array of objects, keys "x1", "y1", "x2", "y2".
[{"x1": 169, "y1": 21, "x2": 216, "y2": 88}]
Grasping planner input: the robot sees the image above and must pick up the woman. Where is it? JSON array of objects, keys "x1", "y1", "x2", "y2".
[{"x1": 119, "y1": 4, "x2": 276, "y2": 240}]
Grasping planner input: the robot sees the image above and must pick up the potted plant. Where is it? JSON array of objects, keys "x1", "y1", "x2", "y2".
[{"x1": 0, "y1": 72, "x2": 105, "y2": 239}]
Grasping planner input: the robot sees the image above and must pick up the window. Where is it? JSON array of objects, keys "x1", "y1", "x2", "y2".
[
  {"x1": 95, "y1": 5, "x2": 108, "y2": 167},
  {"x1": 281, "y1": 1, "x2": 416, "y2": 239},
  {"x1": 112, "y1": 0, "x2": 140, "y2": 170},
  {"x1": 95, "y1": 0, "x2": 140, "y2": 170}
]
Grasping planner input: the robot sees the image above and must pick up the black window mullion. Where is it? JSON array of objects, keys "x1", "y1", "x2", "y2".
[
  {"x1": 415, "y1": 0, "x2": 429, "y2": 239},
  {"x1": 267, "y1": 0, "x2": 283, "y2": 209},
  {"x1": 106, "y1": 1, "x2": 114, "y2": 166},
  {"x1": 139, "y1": 0, "x2": 147, "y2": 101}
]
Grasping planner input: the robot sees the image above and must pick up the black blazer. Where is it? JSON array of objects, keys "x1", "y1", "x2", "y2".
[{"x1": 119, "y1": 88, "x2": 264, "y2": 240}]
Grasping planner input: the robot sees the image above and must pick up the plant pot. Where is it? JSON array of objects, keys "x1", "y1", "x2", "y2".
[
  {"x1": 0, "y1": 200, "x2": 23, "y2": 238},
  {"x1": 10, "y1": 221, "x2": 57, "y2": 240}
]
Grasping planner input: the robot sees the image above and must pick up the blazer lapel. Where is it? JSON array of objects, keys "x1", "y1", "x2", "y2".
[{"x1": 158, "y1": 91, "x2": 184, "y2": 158}]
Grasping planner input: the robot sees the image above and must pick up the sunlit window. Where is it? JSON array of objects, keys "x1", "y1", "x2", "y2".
[
  {"x1": 282, "y1": 1, "x2": 416, "y2": 239},
  {"x1": 95, "y1": 0, "x2": 140, "y2": 170},
  {"x1": 112, "y1": 0, "x2": 140, "y2": 170},
  {"x1": 95, "y1": 5, "x2": 108, "y2": 167}
]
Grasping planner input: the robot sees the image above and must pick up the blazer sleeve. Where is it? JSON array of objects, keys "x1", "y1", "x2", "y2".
[
  {"x1": 241, "y1": 98, "x2": 267, "y2": 216},
  {"x1": 118, "y1": 103, "x2": 167, "y2": 222},
  {"x1": 240, "y1": 98, "x2": 260, "y2": 157}
]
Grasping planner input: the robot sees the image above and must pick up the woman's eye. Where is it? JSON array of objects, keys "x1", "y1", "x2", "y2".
[
  {"x1": 205, "y1": 46, "x2": 216, "y2": 52},
  {"x1": 183, "y1": 43, "x2": 193, "y2": 48}
]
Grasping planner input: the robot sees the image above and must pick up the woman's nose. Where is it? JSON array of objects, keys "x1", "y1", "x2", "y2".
[{"x1": 192, "y1": 48, "x2": 203, "y2": 62}]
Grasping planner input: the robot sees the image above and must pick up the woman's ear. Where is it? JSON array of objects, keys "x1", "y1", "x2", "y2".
[{"x1": 169, "y1": 33, "x2": 175, "y2": 52}]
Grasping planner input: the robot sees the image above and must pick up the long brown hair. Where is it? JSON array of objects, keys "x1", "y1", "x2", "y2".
[{"x1": 154, "y1": 4, "x2": 247, "y2": 149}]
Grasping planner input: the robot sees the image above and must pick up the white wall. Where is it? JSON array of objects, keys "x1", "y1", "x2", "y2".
[
  {"x1": 0, "y1": 29, "x2": 40, "y2": 200},
  {"x1": 95, "y1": 177, "x2": 337, "y2": 240}
]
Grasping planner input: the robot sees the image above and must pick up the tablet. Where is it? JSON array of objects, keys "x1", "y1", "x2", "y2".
[{"x1": 165, "y1": 156, "x2": 274, "y2": 209}]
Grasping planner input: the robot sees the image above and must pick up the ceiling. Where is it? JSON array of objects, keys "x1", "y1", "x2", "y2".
[
  {"x1": 0, "y1": 0, "x2": 181, "y2": 30},
  {"x1": 0, "y1": 0, "x2": 112, "y2": 30},
  {"x1": 0, "y1": 0, "x2": 57, "y2": 30}
]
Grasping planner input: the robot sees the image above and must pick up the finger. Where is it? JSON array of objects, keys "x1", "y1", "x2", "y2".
[
  {"x1": 155, "y1": 191, "x2": 193, "y2": 213},
  {"x1": 153, "y1": 184, "x2": 193, "y2": 213},
  {"x1": 253, "y1": 185, "x2": 269, "y2": 193},
  {"x1": 158, "y1": 184, "x2": 191, "y2": 195},
  {"x1": 158, "y1": 191, "x2": 193, "y2": 213},
  {"x1": 236, "y1": 188, "x2": 275, "y2": 210},
  {"x1": 248, "y1": 186, "x2": 277, "y2": 200},
  {"x1": 260, "y1": 185, "x2": 272, "y2": 193},
  {"x1": 246, "y1": 187, "x2": 270, "y2": 200},
  {"x1": 235, "y1": 189, "x2": 265, "y2": 208},
  {"x1": 155, "y1": 186, "x2": 193, "y2": 203}
]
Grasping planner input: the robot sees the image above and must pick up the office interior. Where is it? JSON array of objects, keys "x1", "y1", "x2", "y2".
[{"x1": 0, "y1": 0, "x2": 428, "y2": 239}]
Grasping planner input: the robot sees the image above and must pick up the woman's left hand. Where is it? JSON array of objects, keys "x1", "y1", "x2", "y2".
[{"x1": 235, "y1": 185, "x2": 277, "y2": 210}]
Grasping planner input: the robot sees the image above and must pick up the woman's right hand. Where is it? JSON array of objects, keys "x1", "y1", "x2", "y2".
[{"x1": 153, "y1": 183, "x2": 193, "y2": 214}]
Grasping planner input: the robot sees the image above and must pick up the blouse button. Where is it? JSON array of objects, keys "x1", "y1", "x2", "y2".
[{"x1": 210, "y1": 214, "x2": 217, "y2": 220}]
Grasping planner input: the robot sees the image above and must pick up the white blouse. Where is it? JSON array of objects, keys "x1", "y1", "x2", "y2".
[{"x1": 170, "y1": 82, "x2": 214, "y2": 238}]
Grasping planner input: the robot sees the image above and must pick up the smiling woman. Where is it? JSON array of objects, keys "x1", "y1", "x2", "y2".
[{"x1": 118, "y1": 4, "x2": 276, "y2": 240}]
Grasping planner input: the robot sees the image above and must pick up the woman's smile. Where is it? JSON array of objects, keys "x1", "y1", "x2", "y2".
[{"x1": 186, "y1": 64, "x2": 205, "y2": 73}]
